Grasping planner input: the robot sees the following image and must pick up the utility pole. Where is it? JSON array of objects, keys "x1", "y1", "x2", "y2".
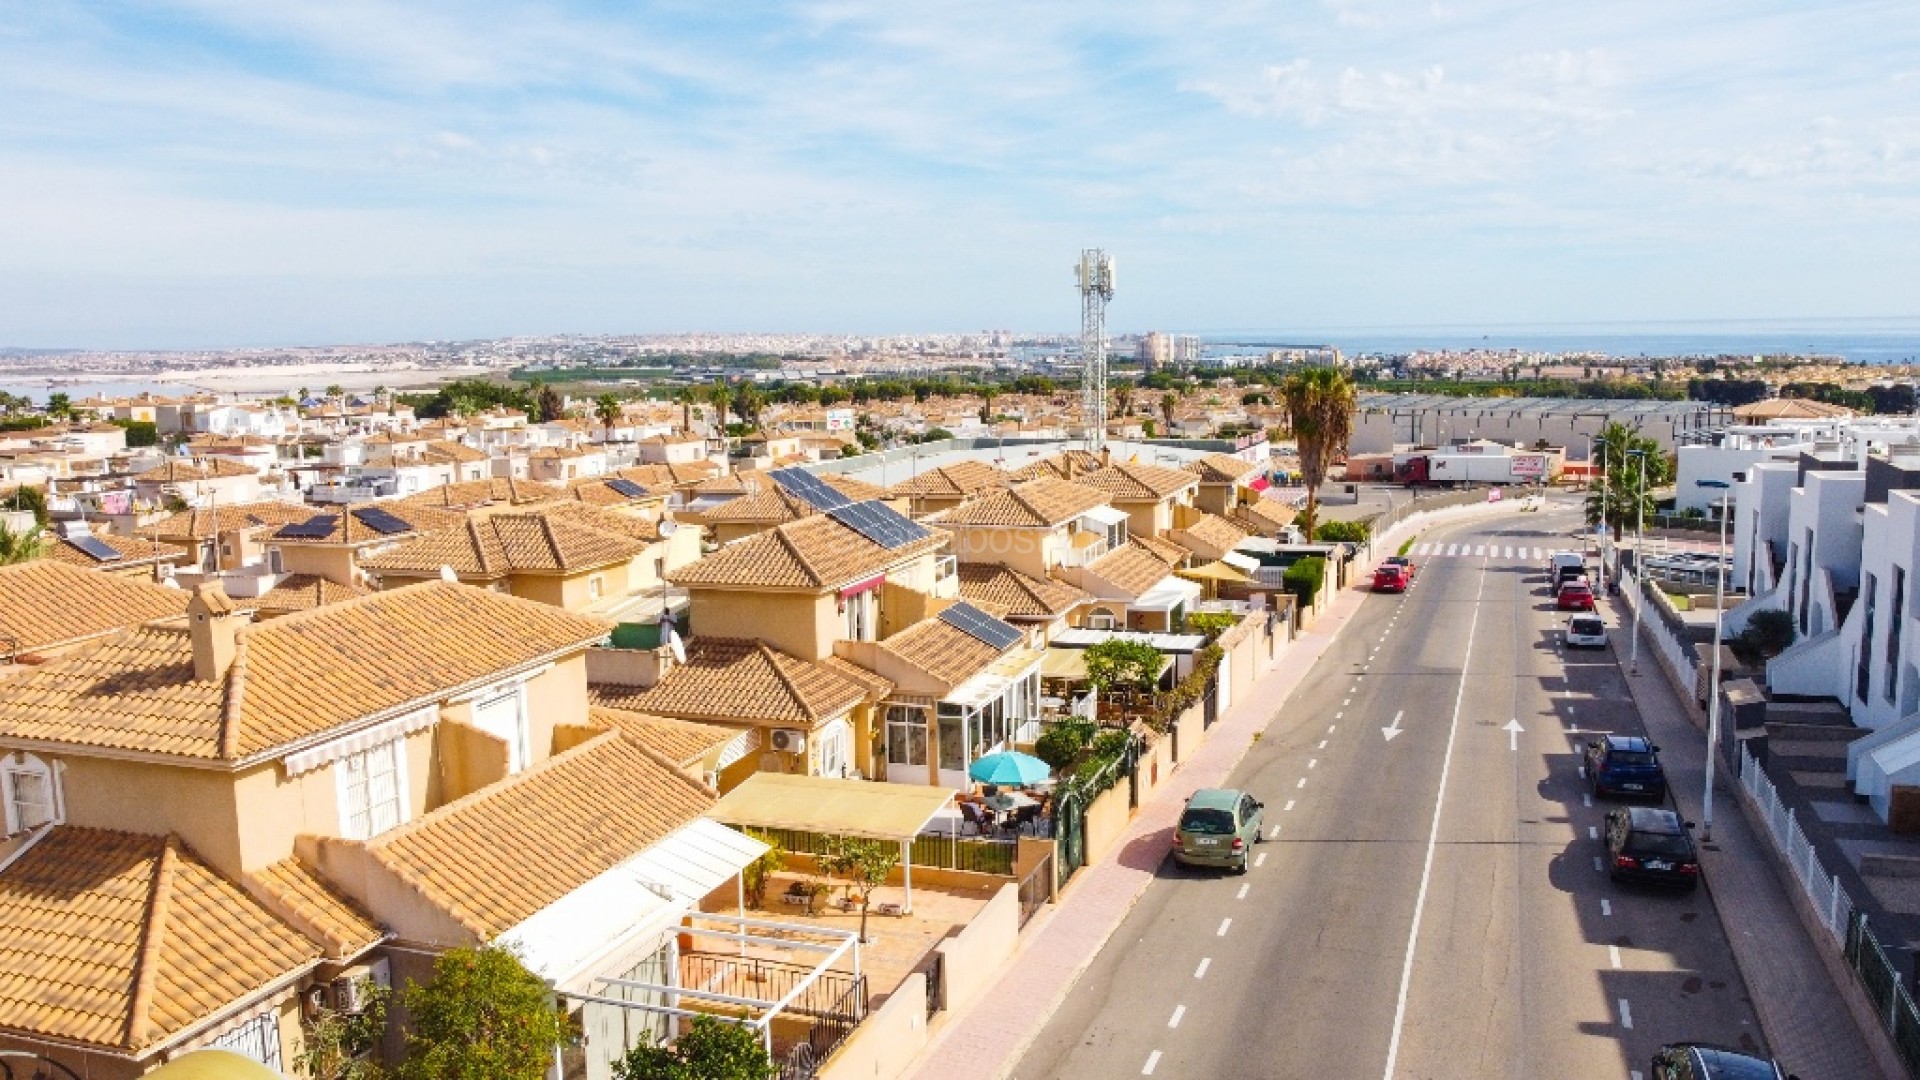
[{"x1": 1076, "y1": 249, "x2": 1115, "y2": 452}]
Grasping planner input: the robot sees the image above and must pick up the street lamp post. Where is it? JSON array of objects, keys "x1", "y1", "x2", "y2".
[
  {"x1": 1627, "y1": 449, "x2": 1648, "y2": 675},
  {"x1": 1698, "y1": 478, "x2": 1733, "y2": 843},
  {"x1": 1594, "y1": 436, "x2": 1610, "y2": 594}
]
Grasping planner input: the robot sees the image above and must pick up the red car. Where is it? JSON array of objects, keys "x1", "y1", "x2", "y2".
[
  {"x1": 1373, "y1": 564, "x2": 1410, "y2": 593},
  {"x1": 1557, "y1": 579, "x2": 1596, "y2": 610}
]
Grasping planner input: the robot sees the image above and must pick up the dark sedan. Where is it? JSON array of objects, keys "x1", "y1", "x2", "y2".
[
  {"x1": 1652, "y1": 1042, "x2": 1795, "y2": 1079},
  {"x1": 1585, "y1": 735, "x2": 1667, "y2": 799},
  {"x1": 1606, "y1": 807, "x2": 1701, "y2": 890}
]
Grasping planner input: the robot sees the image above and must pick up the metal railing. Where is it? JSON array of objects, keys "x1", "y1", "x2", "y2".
[
  {"x1": 779, "y1": 975, "x2": 868, "y2": 1080},
  {"x1": 1738, "y1": 746, "x2": 1854, "y2": 944},
  {"x1": 923, "y1": 952, "x2": 946, "y2": 1020},
  {"x1": 746, "y1": 826, "x2": 1017, "y2": 876},
  {"x1": 1847, "y1": 912, "x2": 1920, "y2": 1077},
  {"x1": 1619, "y1": 570, "x2": 1701, "y2": 690},
  {"x1": 1018, "y1": 853, "x2": 1054, "y2": 927}
]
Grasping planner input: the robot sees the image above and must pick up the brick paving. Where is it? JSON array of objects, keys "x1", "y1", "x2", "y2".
[
  {"x1": 1613, "y1": 596, "x2": 1893, "y2": 1079},
  {"x1": 901, "y1": 503, "x2": 1500, "y2": 1080}
]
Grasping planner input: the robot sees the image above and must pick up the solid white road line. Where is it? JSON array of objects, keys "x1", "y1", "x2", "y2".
[
  {"x1": 1143, "y1": 1050, "x2": 1162, "y2": 1075},
  {"x1": 1382, "y1": 567, "x2": 1487, "y2": 1080},
  {"x1": 1194, "y1": 957, "x2": 1210, "y2": 979},
  {"x1": 1217, "y1": 917, "x2": 1232, "y2": 937},
  {"x1": 1601, "y1": 898, "x2": 1611, "y2": 917},
  {"x1": 1168, "y1": 1005, "x2": 1185, "y2": 1029},
  {"x1": 1236, "y1": 883, "x2": 1250, "y2": 900},
  {"x1": 1618, "y1": 999, "x2": 1634, "y2": 1029},
  {"x1": 1610, "y1": 945, "x2": 1622, "y2": 969}
]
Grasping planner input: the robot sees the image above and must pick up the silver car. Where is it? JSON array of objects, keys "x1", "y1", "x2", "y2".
[{"x1": 1564, "y1": 615, "x2": 1608, "y2": 648}]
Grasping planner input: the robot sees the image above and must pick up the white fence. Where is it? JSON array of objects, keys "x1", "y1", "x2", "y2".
[
  {"x1": 1739, "y1": 744, "x2": 1856, "y2": 944},
  {"x1": 1618, "y1": 570, "x2": 1700, "y2": 691}
]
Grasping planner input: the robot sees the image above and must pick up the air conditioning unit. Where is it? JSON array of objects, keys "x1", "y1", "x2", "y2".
[
  {"x1": 1087, "y1": 613, "x2": 1118, "y2": 630},
  {"x1": 770, "y1": 728, "x2": 807, "y2": 754}
]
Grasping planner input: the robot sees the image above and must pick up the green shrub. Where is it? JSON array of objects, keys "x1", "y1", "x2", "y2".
[
  {"x1": 1034, "y1": 719, "x2": 1095, "y2": 773},
  {"x1": 1397, "y1": 535, "x2": 1416, "y2": 557},
  {"x1": 1282, "y1": 557, "x2": 1326, "y2": 606},
  {"x1": 1314, "y1": 520, "x2": 1371, "y2": 543},
  {"x1": 1083, "y1": 637, "x2": 1164, "y2": 692},
  {"x1": 1183, "y1": 611, "x2": 1238, "y2": 642}
]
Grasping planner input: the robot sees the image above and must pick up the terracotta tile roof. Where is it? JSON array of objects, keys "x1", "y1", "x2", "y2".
[
  {"x1": 271, "y1": 503, "x2": 467, "y2": 546},
  {"x1": 132, "y1": 458, "x2": 257, "y2": 483},
  {"x1": 956, "y1": 563, "x2": 1088, "y2": 620},
  {"x1": 691, "y1": 489, "x2": 814, "y2": 525},
  {"x1": 247, "y1": 857, "x2": 385, "y2": 960},
  {"x1": 885, "y1": 460, "x2": 1008, "y2": 499},
  {"x1": 670, "y1": 513, "x2": 946, "y2": 591},
  {"x1": 1230, "y1": 498, "x2": 1298, "y2": 536},
  {"x1": 1005, "y1": 450, "x2": 1104, "y2": 482},
  {"x1": 1170, "y1": 514, "x2": 1250, "y2": 554},
  {"x1": 0, "y1": 827, "x2": 320, "y2": 1053},
  {"x1": 818, "y1": 655, "x2": 896, "y2": 700},
  {"x1": 1085, "y1": 543, "x2": 1181, "y2": 596},
  {"x1": 689, "y1": 470, "x2": 760, "y2": 496},
  {"x1": 521, "y1": 500, "x2": 667, "y2": 544},
  {"x1": 423, "y1": 440, "x2": 488, "y2": 464},
  {"x1": 1133, "y1": 534, "x2": 1191, "y2": 566},
  {"x1": 394, "y1": 477, "x2": 566, "y2": 511},
  {"x1": 45, "y1": 534, "x2": 187, "y2": 571},
  {"x1": 364, "y1": 732, "x2": 713, "y2": 938},
  {"x1": 877, "y1": 615, "x2": 1007, "y2": 686},
  {"x1": 587, "y1": 705, "x2": 740, "y2": 768},
  {"x1": 564, "y1": 475, "x2": 664, "y2": 508},
  {"x1": 254, "y1": 573, "x2": 374, "y2": 615},
  {"x1": 621, "y1": 462, "x2": 720, "y2": 489},
  {"x1": 935, "y1": 479, "x2": 1111, "y2": 528},
  {"x1": 0, "y1": 581, "x2": 613, "y2": 761},
  {"x1": 1185, "y1": 452, "x2": 1263, "y2": 485},
  {"x1": 361, "y1": 513, "x2": 644, "y2": 579},
  {"x1": 1079, "y1": 461, "x2": 1200, "y2": 500},
  {"x1": 0, "y1": 561, "x2": 187, "y2": 655},
  {"x1": 139, "y1": 501, "x2": 312, "y2": 542},
  {"x1": 589, "y1": 638, "x2": 868, "y2": 726}
]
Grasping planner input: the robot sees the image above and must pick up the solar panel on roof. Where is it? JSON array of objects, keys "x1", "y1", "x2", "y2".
[
  {"x1": 939, "y1": 601, "x2": 1024, "y2": 650},
  {"x1": 768, "y1": 467, "x2": 852, "y2": 512},
  {"x1": 826, "y1": 499, "x2": 929, "y2": 549},
  {"x1": 67, "y1": 534, "x2": 123, "y2": 562},
  {"x1": 350, "y1": 507, "x2": 414, "y2": 536},
  {"x1": 277, "y1": 514, "x2": 340, "y2": 540},
  {"x1": 606, "y1": 477, "x2": 647, "y2": 499}
]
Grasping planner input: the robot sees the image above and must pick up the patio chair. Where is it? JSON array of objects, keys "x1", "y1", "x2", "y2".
[{"x1": 957, "y1": 802, "x2": 984, "y2": 837}]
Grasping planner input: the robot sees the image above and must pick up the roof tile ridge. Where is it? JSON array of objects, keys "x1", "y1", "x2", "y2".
[
  {"x1": 756, "y1": 642, "x2": 816, "y2": 720},
  {"x1": 123, "y1": 834, "x2": 178, "y2": 1051},
  {"x1": 622, "y1": 736, "x2": 720, "y2": 800},
  {"x1": 216, "y1": 626, "x2": 250, "y2": 759},
  {"x1": 773, "y1": 522, "x2": 823, "y2": 586},
  {"x1": 538, "y1": 515, "x2": 566, "y2": 569}
]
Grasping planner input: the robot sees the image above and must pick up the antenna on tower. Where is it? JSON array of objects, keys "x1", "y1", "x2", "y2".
[{"x1": 1075, "y1": 249, "x2": 1116, "y2": 451}]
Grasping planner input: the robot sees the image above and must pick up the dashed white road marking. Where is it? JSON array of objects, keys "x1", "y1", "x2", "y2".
[
  {"x1": 1342, "y1": 698, "x2": 1352, "y2": 706},
  {"x1": 1601, "y1": 898, "x2": 1611, "y2": 917},
  {"x1": 1168, "y1": 1005, "x2": 1185, "y2": 1029},
  {"x1": 1296, "y1": 777, "x2": 1307, "y2": 789},
  {"x1": 1593, "y1": 856, "x2": 1604, "y2": 873},
  {"x1": 1143, "y1": 1050, "x2": 1162, "y2": 1075},
  {"x1": 1579, "y1": 766, "x2": 1587, "y2": 779},
  {"x1": 1335, "y1": 712, "x2": 1343, "y2": 720},
  {"x1": 1216, "y1": 917, "x2": 1232, "y2": 937},
  {"x1": 1268, "y1": 824, "x2": 1282, "y2": 839},
  {"x1": 1583, "y1": 794, "x2": 1592, "y2": 808},
  {"x1": 1309, "y1": 759, "x2": 1318, "y2": 769},
  {"x1": 1589, "y1": 826, "x2": 1599, "y2": 840},
  {"x1": 1194, "y1": 958, "x2": 1210, "y2": 979},
  {"x1": 1236, "y1": 883, "x2": 1250, "y2": 900},
  {"x1": 1618, "y1": 999, "x2": 1633, "y2": 1029},
  {"x1": 1318, "y1": 740, "x2": 1328, "y2": 750},
  {"x1": 1327, "y1": 724, "x2": 1337, "y2": 734},
  {"x1": 1609, "y1": 945, "x2": 1622, "y2": 969},
  {"x1": 1283, "y1": 800, "x2": 1295, "y2": 812},
  {"x1": 1255, "y1": 852, "x2": 1268, "y2": 868}
]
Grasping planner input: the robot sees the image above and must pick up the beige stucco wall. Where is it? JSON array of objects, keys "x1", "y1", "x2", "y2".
[
  {"x1": 432, "y1": 718, "x2": 510, "y2": 806},
  {"x1": 947, "y1": 526, "x2": 1062, "y2": 580},
  {"x1": 276, "y1": 543, "x2": 360, "y2": 587},
  {"x1": 57, "y1": 756, "x2": 248, "y2": 877},
  {"x1": 305, "y1": 834, "x2": 480, "y2": 950},
  {"x1": 1194, "y1": 483, "x2": 1239, "y2": 516},
  {"x1": 689, "y1": 587, "x2": 836, "y2": 660}
]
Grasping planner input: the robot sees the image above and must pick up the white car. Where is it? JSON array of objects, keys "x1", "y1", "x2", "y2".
[{"x1": 1564, "y1": 615, "x2": 1609, "y2": 649}]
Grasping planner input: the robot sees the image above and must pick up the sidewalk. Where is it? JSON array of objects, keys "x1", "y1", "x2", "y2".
[
  {"x1": 1611, "y1": 595, "x2": 1892, "y2": 1079},
  {"x1": 902, "y1": 501, "x2": 1506, "y2": 1080}
]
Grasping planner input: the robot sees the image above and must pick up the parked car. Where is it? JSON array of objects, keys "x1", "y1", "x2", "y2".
[
  {"x1": 1556, "y1": 579, "x2": 1597, "y2": 610},
  {"x1": 1585, "y1": 734, "x2": 1666, "y2": 798},
  {"x1": 1373, "y1": 563, "x2": 1410, "y2": 592},
  {"x1": 1550, "y1": 550, "x2": 1587, "y2": 582},
  {"x1": 1651, "y1": 1043, "x2": 1795, "y2": 1079},
  {"x1": 1173, "y1": 788, "x2": 1265, "y2": 874},
  {"x1": 1384, "y1": 554, "x2": 1416, "y2": 579},
  {"x1": 1564, "y1": 615, "x2": 1609, "y2": 648},
  {"x1": 1605, "y1": 806, "x2": 1700, "y2": 890}
]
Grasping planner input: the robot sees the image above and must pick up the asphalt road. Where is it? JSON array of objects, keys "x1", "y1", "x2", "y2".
[{"x1": 1013, "y1": 509, "x2": 1765, "y2": 1080}]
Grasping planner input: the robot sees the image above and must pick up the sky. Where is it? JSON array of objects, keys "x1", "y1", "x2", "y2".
[{"x1": 2, "y1": 1, "x2": 1918, "y2": 349}]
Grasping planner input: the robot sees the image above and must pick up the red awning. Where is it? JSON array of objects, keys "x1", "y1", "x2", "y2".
[
  {"x1": 1247, "y1": 476, "x2": 1271, "y2": 492},
  {"x1": 840, "y1": 575, "x2": 885, "y2": 598}
]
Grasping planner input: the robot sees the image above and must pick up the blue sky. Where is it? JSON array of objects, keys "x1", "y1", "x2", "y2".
[{"x1": 2, "y1": 0, "x2": 1917, "y2": 348}]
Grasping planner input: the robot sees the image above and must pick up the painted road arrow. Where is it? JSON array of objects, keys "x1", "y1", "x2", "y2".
[
  {"x1": 1382, "y1": 710, "x2": 1405, "y2": 742},
  {"x1": 1504, "y1": 718, "x2": 1525, "y2": 751}
]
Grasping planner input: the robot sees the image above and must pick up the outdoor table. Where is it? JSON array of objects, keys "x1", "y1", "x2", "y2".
[{"x1": 987, "y1": 791, "x2": 1038, "y2": 813}]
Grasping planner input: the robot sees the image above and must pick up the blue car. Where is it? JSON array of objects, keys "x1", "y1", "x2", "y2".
[{"x1": 1585, "y1": 735, "x2": 1667, "y2": 800}]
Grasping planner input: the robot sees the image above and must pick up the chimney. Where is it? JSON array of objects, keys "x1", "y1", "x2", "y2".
[
  {"x1": 1100, "y1": 446, "x2": 1112, "y2": 468},
  {"x1": 186, "y1": 583, "x2": 240, "y2": 682}
]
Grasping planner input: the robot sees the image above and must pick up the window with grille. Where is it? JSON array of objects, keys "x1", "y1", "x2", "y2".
[
  {"x1": 206, "y1": 1010, "x2": 283, "y2": 1069},
  {"x1": 886, "y1": 706, "x2": 928, "y2": 767},
  {"x1": 3, "y1": 754, "x2": 58, "y2": 834},
  {"x1": 337, "y1": 738, "x2": 408, "y2": 841}
]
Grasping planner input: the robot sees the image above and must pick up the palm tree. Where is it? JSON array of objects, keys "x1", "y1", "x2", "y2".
[
  {"x1": 594, "y1": 394, "x2": 623, "y2": 438},
  {"x1": 1280, "y1": 366, "x2": 1356, "y2": 540},
  {"x1": 734, "y1": 383, "x2": 764, "y2": 428},
  {"x1": 1114, "y1": 384, "x2": 1134, "y2": 417},
  {"x1": 708, "y1": 381, "x2": 733, "y2": 451},
  {"x1": 1159, "y1": 390, "x2": 1180, "y2": 430},
  {"x1": 45, "y1": 393, "x2": 72, "y2": 421},
  {"x1": 675, "y1": 385, "x2": 699, "y2": 433},
  {"x1": 0, "y1": 523, "x2": 45, "y2": 566}
]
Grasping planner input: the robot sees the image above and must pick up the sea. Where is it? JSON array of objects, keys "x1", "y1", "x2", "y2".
[{"x1": 1201, "y1": 318, "x2": 1920, "y2": 367}]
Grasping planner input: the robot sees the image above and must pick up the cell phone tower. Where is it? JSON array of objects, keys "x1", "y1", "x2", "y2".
[{"x1": 1076, "y1": 248, "x2": 1116, "y2": 451}]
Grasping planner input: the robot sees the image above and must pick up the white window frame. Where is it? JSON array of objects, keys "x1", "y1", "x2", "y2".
[
  {"x1": 1, "y1": 752, "x2": 61, "y2": 834},
  {"x1": 843, "y1": 588, "x2": 878, "y2": 642},
  {"x1": 885, "y1": 705, "x2": 929, "y2": 768},
  {"x1": 335, "y1": 737, "x2": 410, "y2": 841},
  {"x1": 588, "y1": 574, "x2": 605, "y2": 601},
  {"x1": 815, "y1": 719, "x2": 850, "y2": 779},
  {"x1": 471, "y1": 683, "x2": 532, "y2": 773}
]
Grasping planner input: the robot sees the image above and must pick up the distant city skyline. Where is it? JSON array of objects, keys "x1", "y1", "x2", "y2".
[{"x1": 4, "y1": 2, "x2": 1917, "y2": 349}]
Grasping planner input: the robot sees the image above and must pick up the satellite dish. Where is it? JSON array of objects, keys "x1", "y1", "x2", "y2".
[{"x1": 657, "y1": 519, "x2": 678, "y2": 537}]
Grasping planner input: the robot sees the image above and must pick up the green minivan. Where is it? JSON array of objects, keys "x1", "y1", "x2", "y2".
[{"x1": 1173, "y1": 788, "x2": 1265, "y2": 874}]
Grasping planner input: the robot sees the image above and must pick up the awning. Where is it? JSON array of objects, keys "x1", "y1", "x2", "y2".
[
  {"x1": 1132, "y1": 574, "x2": 1204, "y2": 612},
  {"x1": 1042, "y1": 648, "x2": 1088, "y2": 682},
  {"x1": 1178, "y1": 560, "x2": 1256, "y2": 584},
  {"x1": 707, "y1": 773, "x2": 956, "y2": 842},
  {"x1": 282, "y1": 705, "x2": 437, "y2": 778},
  {"x1": 497, "y1": 818, "x2": 769, "y2": 989},
  {"x1": 1220, "y1": 550, "x2": 1260, "y2": 574},
  {"x1": 1081, "y1": 504, "x2": 1130, "y2": 528},
  {"x1": 145, "y1": 1052, "x2": 284, "y2": 1080}
]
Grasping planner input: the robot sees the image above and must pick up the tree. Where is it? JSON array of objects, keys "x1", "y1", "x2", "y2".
[
  {"x1": 5, "y1": 484, "x2": 49, "y2": 526},
  {"x1": 707, "y1": 382, "x2": 733, "y2": 442},
  {"x1": 1279, "y1": 367, "x2": 1356, "y2": 541},
  {"x1": 44, "y1": 392, "x2": 71, "y2": 421},
  {"x1": 0, "y1": 523, "x2": 45, "y2": 566},
  {"x1": 1736, "y1": 609, "x2": 1797, "y2": 662},
  {"x1": 1081, "y1": 637, "x2": 1164, "y2": 693},
  {"x1": 326, "y1": 384, "x2": 346, "y2": 400},
  {"x1": 1584, "y1": 421, "x2": 1674, "y2": 537},
  {"x1": 1159, "y1": 390, "x2": 1180, "y2": 429},
  {"x1": 297, "y1": 981, "x2": 389, "y2": 1080},
  {"x1": 595, "y1": 394, "x2": 624, "y2": 436},
  {"x1": 823, "y1": 836, "x2": 900, "y2": 943},
  {"x1": 535, "y1": 383, "x2": 565, "y2": 424},
  {"x1": 613, "y1": 1014, "x2": 775, "y2": 1080},
  {"x1": 675, "y1": 385, "x2": 700, "y2": 433},
  {"x1": 733, "y1": 383, "x2": 764, "y2": 428},
  {"x1": 395, "y1": 945, "x2": 569, "y2": 1080},
  {"x1": 740, "y1": 828, "x2": 785, "y2": 909},
  {"x1": 1113, "y1": 383, "x2": 1134, "y2": 417}
]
